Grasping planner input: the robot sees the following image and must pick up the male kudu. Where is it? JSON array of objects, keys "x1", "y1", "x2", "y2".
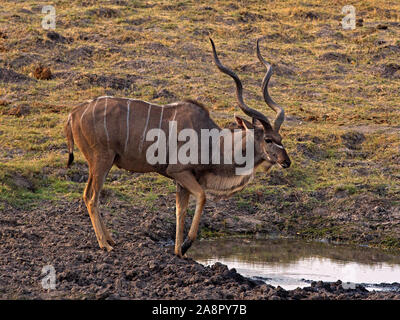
[{"x1": 64, "y1": 39, "x2": 291, "y2": 257}]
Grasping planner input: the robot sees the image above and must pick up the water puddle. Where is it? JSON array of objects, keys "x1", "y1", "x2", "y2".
[{"x1": 190, "y1": 238, "x2": 400, "y2": 291}]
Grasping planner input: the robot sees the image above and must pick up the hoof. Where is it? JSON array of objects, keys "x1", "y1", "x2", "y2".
[
  {"x1": 107, "y1": 238, "x2": 116, "y2": 246},
  {"x1": 181, "y1": 238, "x2": 193, "y2": 256},
  {"x1": 174, "y1": 252, "x2": 188, "y2": 259},
  {"x1": 99, "y1": 241, "x2": 114, "y2": 252}
]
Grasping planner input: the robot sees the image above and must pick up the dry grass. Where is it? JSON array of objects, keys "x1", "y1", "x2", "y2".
[{"x1": 0, "y1": 0, "x2": 399, "y2": 245}]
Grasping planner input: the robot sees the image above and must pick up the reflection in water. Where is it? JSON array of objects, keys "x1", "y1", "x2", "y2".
[{"x1": 190, "y1": 238, "x2": 400, "y2": 291}]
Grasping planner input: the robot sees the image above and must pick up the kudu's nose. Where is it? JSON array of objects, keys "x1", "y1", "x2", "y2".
[{"x1": 281, "y1": 159, "x2": 291, "y2": 169}]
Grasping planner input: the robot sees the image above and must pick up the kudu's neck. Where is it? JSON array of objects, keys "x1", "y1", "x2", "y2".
[
  {"x1": 227, "y1": 129, "x2": 264, "y2": 173},
  {"x1": 198, "y1": 129, "x2": 264, "y2": 197}
]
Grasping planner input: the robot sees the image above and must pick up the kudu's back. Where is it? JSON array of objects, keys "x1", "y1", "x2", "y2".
[{"x1": 66, "y1": 96, "x2": 217, "y2": 175}]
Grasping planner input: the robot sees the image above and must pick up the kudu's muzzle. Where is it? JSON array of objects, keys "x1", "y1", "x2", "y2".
[
  {"x1": 278, "y1": 149, "x2": 291, "y2": 169},
  {"x1": 280, "y1": 158, "x2": 291, "y2": 168}
]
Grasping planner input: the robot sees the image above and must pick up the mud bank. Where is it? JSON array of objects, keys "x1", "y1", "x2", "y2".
[{"x1": 0, "y1": 199, "x2": 399, "y2": 300}]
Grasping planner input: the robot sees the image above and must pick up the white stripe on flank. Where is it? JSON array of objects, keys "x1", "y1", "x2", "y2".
[
  {"x1": 92, "y1": 98, "x2": 99, "y2": 126},
  {"x1": 80, "y1": 101, "x2": 92, "y2": 127},
  {"x1": 124, "y1": 100, "x2": 131, "y2": 153},
  {"x1": 154, "y1": 107, "x2": 164, "y2": 151},
  {"x1": 139, "y1": 104, "x2": 152, "y2": 153},
  {"x1": 168, "y1": 107, "x2": 178, "y2": 134},
  {"x1": 171, "y1": 107, "x2": 177, "y2": 122},
  {"x1": 104, "y1": 98, "x2": 110, "y2": 147},
  {"x1": 158, "y1": 107, "x2": 164, "y2": 131}
]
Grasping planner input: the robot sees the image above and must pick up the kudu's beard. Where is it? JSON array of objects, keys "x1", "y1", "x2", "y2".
[{"x1": 259, "y1": 160, "x2": 275, "y2": 172}]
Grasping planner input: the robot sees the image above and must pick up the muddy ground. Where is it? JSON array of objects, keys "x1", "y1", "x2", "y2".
[
  {"x1": 0, "y1": 198, "x2": 399, "y2": 300},
  {"x1": 1, "y1": 0, "x2": 400, "y2": 300}
]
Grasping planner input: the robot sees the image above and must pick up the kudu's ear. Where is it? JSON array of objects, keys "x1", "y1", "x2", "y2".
[
  {"x1": 235, "y1": 115, "x2": 253, "y2": 130},
  {"x1": 252, "y1": 118, "x2": 264, "y2": 129}
]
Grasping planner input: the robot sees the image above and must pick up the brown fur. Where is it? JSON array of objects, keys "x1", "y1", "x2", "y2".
[
  {"x1": 64, "y1": 40, "x2": 291, "y2": 257},
  {"x1": 64, "y1": 96, "x2": 268, "y2": 255},
  {"x1": 182, "y1": 99, "x2": 209, "y2": 114}
]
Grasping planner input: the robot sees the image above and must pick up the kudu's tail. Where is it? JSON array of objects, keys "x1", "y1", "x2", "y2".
[{"x1": 64, "y1": 115, "x2": 74, "y2": 167}]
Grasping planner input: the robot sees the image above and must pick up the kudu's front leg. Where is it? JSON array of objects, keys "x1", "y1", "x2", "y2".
[
  {"x1": 175, "y1": 184, "x2": 190, "y2": 257},
  {"x1": 171, "y1": 171, "x2": 206, "y2": 257}
]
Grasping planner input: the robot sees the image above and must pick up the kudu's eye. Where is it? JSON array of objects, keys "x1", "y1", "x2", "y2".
[{"x1": 265, "y1": 139, "x2": 273, "y2": 143}]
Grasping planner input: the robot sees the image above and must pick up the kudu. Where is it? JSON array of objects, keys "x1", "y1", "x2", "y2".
[{"x1": 64, "y1": 38, "x2": 291, "y2": 257}]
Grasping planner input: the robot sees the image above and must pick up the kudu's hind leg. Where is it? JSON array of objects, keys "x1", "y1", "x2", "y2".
[
  {"x1": 175, "y1": 184, "x2": 190, "y2": 257},
  {"x1": 84, "y1": 152, "x2": 116, "y2": 251}
]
